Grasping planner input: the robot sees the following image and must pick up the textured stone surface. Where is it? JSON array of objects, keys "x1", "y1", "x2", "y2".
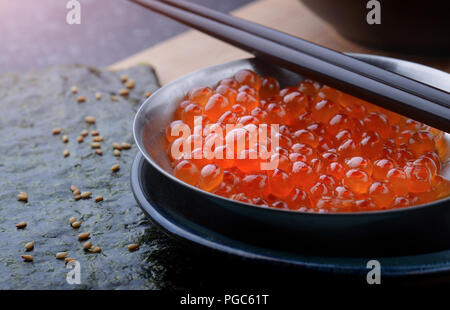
[{"x1": 0, "y1": 64, "x2": 174, "y2": 289}]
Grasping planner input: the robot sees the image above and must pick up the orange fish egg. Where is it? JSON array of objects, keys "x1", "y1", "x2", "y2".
[
  {"x1": 165, "y1": 72, "x2": 449, "y2": 213},
  {"x1": 260, "y1": 76, "x2": 280, "y2": 99},
  {"x1": 174, "y1": 160, "x2": 200, "y2": 186},
  {"x1": 199, "y1": 164, "x2": 223, "y2": 192},
  {"x1": 187, "y1": 86, "x2": 213, "y2": 107}
]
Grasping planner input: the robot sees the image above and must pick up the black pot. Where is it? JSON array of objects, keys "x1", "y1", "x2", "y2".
[{"x1": 301, "y1": 0, "x2": 450, "y2": 55}]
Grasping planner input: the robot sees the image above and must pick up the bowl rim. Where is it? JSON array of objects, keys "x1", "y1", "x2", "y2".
[{"x1": 133, "y1": 54, "x2": 450, "y2": 217}]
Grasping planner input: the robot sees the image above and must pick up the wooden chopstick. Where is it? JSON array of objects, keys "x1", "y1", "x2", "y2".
[
  {"x1": 161, "y1": 0, "x2": 450, "y2": 110},
  {"x1": 130, "y1": 0, "x2": 450, "y2": 132}
]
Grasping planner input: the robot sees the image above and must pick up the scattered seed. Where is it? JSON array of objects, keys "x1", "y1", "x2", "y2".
[
  {"x1": 62, "y1": 135, "x2": 69, "y2": 143},
  {"x1": 121, "y1": 142, "x2": 131, "y2": 150},
  {"x1": 74, "y1": 194, "x2": 81, "y2": 201},
  {"x1": 63, "y1": 149, "x2": 70, "y2": 157},
  {"x1": 76, "y1": 136, "x2": 84, "y2": 143},
  {"x1": 17, "y1": 192, "x2": 28, "y2": 202},
  {"x1": 144, "y1": 91, "x2": 152, "y2": 98},
  {"x1": 90, "y1": 246, "x2": 102, "y2": 253},
  {"x1": 70, "y1": 185, "x2": 78, "y2": 192},
  {"x1": 128, "y1": 244, "x2": 139, "y2": 252},
  {"x1": 56, "y1": 252, "x2": 68, "y2": 259},
  {"x1": 94, "y1": 195, "x2": 103, "y2": 203},
  {"x1": 120, "y1": 74, "x2": 128, "y2": 83},
  {"x1": 112, "y1": 142, "x2": 122, "y2": 150},
  {"x1": 91, "y1": 130, "x2": 100, "y2": 136},
  {"x1": 65, "y1": 257, "x2": 76, "y2": 263},
  {"x1": 95, "y1": 149, "x2": 103, "y2": 156},
  {"x1": 69, "y1": 217, "x2": 77, "y2": 225},
  {"x1": 113, "y1": 149, "x2": 121, "y2": 157},
  {"x1": 91, "y1": 142, "x2": 101, "y2": 149},
  {"x1": 81, "y1": 130, "x2": 89, "y2": 137},
  {"x1": 93, "y1": 136, "x2": 104, "y2": 142},
  {"x1": 80, "y1": 191, "x2": 92, "y2": 199},
  {"x1": 111, "y1": 95, "x2": 119, "y2": 102},
  {"x1": 16, "y1": 221, "x2": 27, "y2": 229},
  {"x1": 111, "y1": 164, "x2": 120, "y2": 173},
  {"x1": 78, "y1": 232, "x2": 90, "y2": 241},
  {"x1": 85, "y1": 115, "x2": 96, "y2": 124},
  {"x1": 77, "y1": 96, "x2": 86, "y2": 103},
  {"x1": 125, "y1": 79, "x2": 135, "y2": 89},
  {"x1": 119, "y1": 89, "x2": 129, "y2": 96},
  {"x1": 21, "y1": 255, "x2": 33, "y2": 262},
  {"x1": 25, "y1": 241, "x2": 34, "y2": 251},
  {"x1": 71, "y1": 86, "x2": 78, "y2": 94},
  {"x1": 52, "y1": 128, "x2": 62, "y2": 135},
  {"x1": 71, "y1": 221, "x2": 82, "y2": 229},
  {"x1": 83, "y1": 241, "x2": 92, "y2": 250},
  {"x1": 95, "y1": 92, "x2": 102, "y2": 100}
]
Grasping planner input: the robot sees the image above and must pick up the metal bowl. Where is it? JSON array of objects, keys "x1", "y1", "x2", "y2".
[{"x1": 133, "y1": 55, "x2": 450, "y2": 256}]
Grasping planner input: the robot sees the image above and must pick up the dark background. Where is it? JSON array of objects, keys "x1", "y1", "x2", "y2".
[{"x1": 0, "y1": 0, "x2": 254, "y2": 73}]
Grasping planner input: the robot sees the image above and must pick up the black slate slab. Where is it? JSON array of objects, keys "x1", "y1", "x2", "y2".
[{"x1": 0, "y1": 64, "x2": 183, "y2": 289}]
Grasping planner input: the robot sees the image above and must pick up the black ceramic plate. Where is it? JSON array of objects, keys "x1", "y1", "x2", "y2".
[{"x1": 131, "y1": 152, "x2": 450, "y2": 279}]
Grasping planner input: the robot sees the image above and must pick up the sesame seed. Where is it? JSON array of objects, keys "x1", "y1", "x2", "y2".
[
  {"x1": 71, "y1": 86, "x2": 78, "y2": 94},
  {"x1": 74, "y1": 194, "x2": 81, "y2": 201},
  {"x1": 21, "y1": 255, "x2": 33, "y2": 262},
  {"x1": 90, "y1": 246, "x2": 102, "y2": 253},
  {"x1": 95, "y1": 149, "x2": 103, "y2": 156},
  {"x1": 65, "y1": 257, "x2": 76, "y2": 263},
  {"x1": 93, "y1": 136, "x2": 104, "y2": 142},
  {"x1": 56, "y1": 252, "x2": 68, "y2": 259},
  {"x1": 144, "y1": 91, "x2": 152, "y2": 98},
  {"x1": 52, "y1": 128, "x2": 62, "y2": 135},
  {"x1": 91, "y1": 130, "x2": 100, "y2": 136},
  {"x1": 70, "y1": 185, "x2": 78, "y2": 192},
  {"x1": 94, "y1": 195, "x2": 103, "y2": 203},
  {"x1": 16, "y1": 221, "x2": 27, "y2": 229},
  {"x1": 121, "y1": 142, "x2": 131, "y2": 150},
  {"x1": 83, "y1": 241, "x2": 92, "y2": 250},
  {"x1": 71, "y1": 221, "x2": 82, "y2": 229},
  {"x1": 63, "y1": 149, "x2": 70, "y2": 157},
  {"x1": 119, "y1": 89, "x2": 129, "y2": 96},
  {"x1": 95, "y1": 92, "x2": 102, "y2": 100},
  {"x1": 78, "y1": 232, "x2": 90, "y2": 241},
  {"x1": 120, "y1": 74, "x2": 128, "y2": 83},
  {"x1": 113, "y1": 149, "x2": 121, "y2": 157},
  {"x1": 62, "y1": 135, "x2": 69, "y2": 143},
  {"x1": 76, "y1": 136, "x2": 84, "y2": 143},
  {"x1": 81, "y1": 130, "x2": 89, "y2": 137},
  {"x1": 85, "y1": 116, "x2": 96, "y2": 124},
  {"x1": 125, "y1": 79, "x2": 135, "y2": 89},
  {"x1": 17, "y1": 192, "x2": 28, "y2": 202},
  {"x1": 127, "y1": 244, "x2": 139, "y2": 252},
  {"x1": 69, "y1": 217, "x2": 77, "y2": 225},
  {"x1": 80, "y1": 191, "x2": 92, "y2": 199},
  {"x1": 111, "y1": 95, "x2": 119, "y2": 102},
  {"x1": 112, "y1": 142, "x2": 122, "y2": 150},
  {"x1": 25, "y1": 241, "x2": 34, "y2": 251},
  {"x1": 111, "y1": 164, "x2": 120, "y2": 172},
  {"x1": 73, "y1": 189, "x2": 81, "y2": 195},
  {"x1": 91, "y1": 142, "x2": 101, "y2": 149},
  {"x1": 77, "y1": 96, "x2": 86, "y2": 103}
]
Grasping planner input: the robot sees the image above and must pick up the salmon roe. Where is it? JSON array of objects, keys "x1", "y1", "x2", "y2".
[{"x1": 164, "y1": 69, "x2": 449, "y2": 213}]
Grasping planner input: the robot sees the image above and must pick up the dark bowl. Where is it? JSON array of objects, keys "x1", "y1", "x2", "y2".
[
  {"x1": 300, "y1": 0, "x2": 450, "y2": 55},
  {"x1": 133, "y1": 55, "x2": 450, "y2": 257}
]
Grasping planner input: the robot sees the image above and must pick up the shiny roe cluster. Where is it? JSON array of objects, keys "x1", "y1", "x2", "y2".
[{"x1": 164, "y1": 69, "x2": 449, "y2": 213}]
